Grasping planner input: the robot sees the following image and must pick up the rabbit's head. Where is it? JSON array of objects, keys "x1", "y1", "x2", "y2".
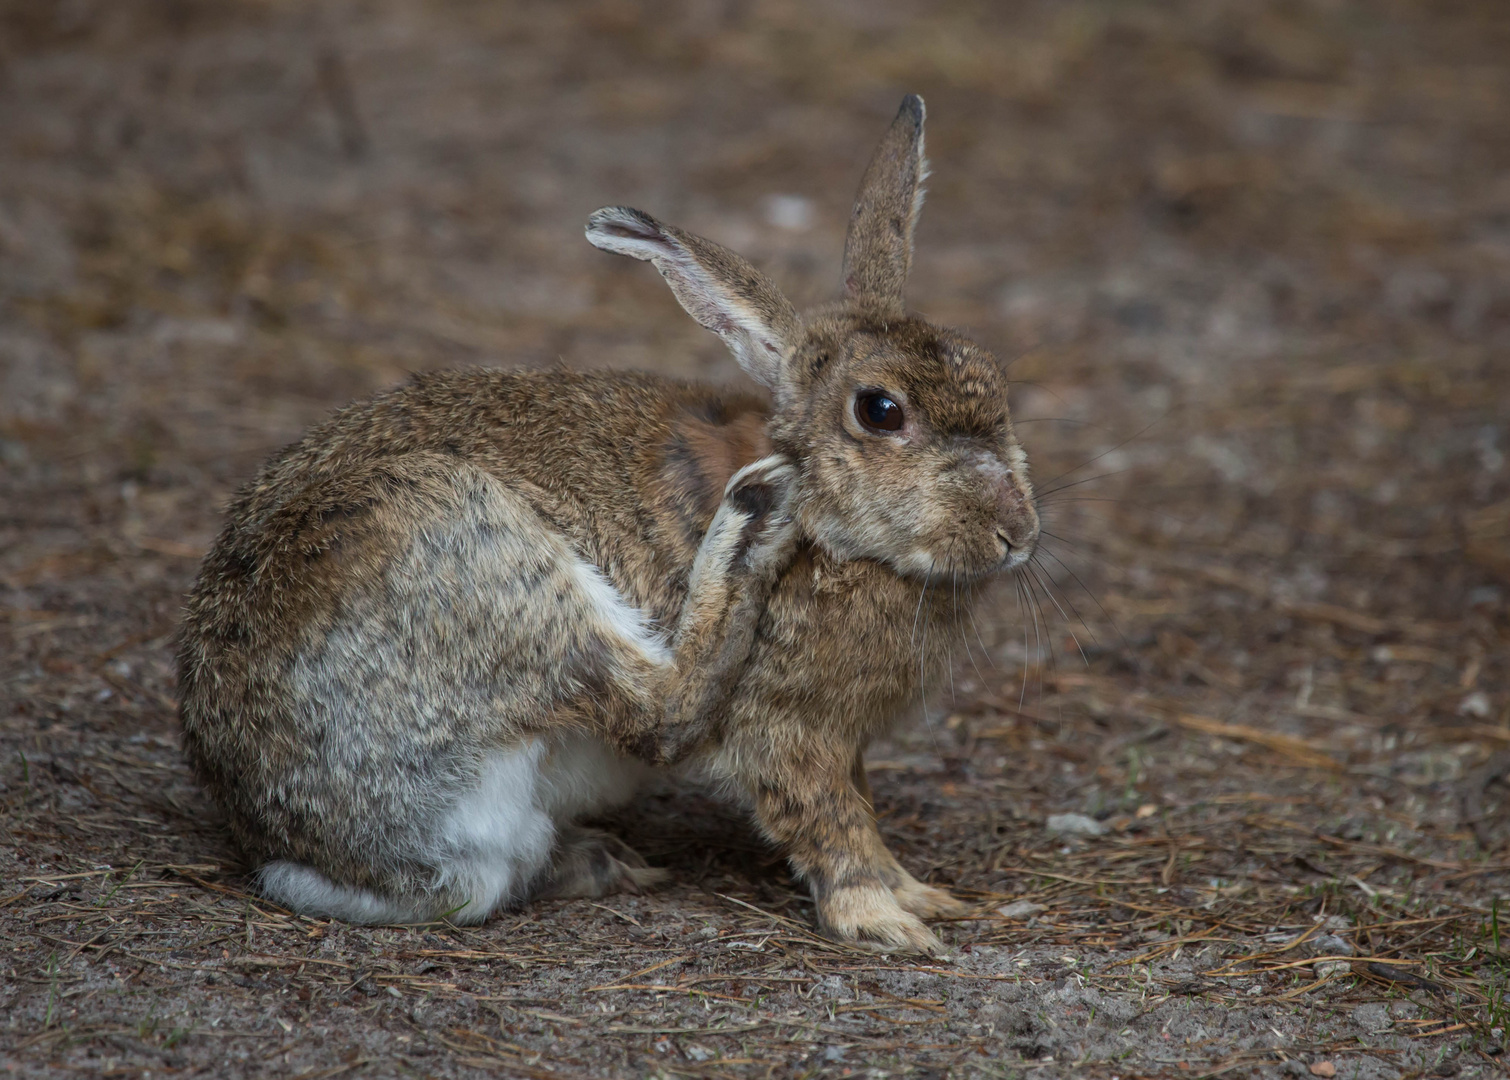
[{"x1": 587, "y1": 95, "x2": 1037, "y2": 583}]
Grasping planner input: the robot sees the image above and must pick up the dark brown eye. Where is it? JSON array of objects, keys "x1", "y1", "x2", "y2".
[{"x1": 855, "y1": 392, "x2": 904, "y2": 433}]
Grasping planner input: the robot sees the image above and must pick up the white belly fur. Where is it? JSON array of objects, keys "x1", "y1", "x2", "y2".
[{"x1": 258, "y1": 732, "x2": 651, "y2": 924}]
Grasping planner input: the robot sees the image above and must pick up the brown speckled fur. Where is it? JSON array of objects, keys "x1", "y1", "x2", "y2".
[
  {"x1": 179, "y1": 371, "x2": 789, "y2": 893},
  {"x1": 177, "y1": 95, "x2": 1039, "y2": 951}
]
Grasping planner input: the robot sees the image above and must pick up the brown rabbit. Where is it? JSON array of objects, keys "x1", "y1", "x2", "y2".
[{"x1": 177, "y1": 94, "x2": 1039, "y2": 953}]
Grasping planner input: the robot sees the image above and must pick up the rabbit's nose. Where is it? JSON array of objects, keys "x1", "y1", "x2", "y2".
[{"x1": 991, "y1": 474, "x2": 1040, "y2": 555}]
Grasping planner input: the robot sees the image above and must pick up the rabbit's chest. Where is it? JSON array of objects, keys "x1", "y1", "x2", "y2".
[{"x1": 744, "y1": 548, "x2": 958, "y2": 733}]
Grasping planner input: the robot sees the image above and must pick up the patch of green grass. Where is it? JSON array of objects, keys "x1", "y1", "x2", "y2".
[{"x1": 43, "y1": 951, "x2": 60, "y2": 1028}]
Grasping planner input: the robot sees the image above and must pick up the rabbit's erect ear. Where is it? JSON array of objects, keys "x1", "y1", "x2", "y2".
[
  {"x1": 586, "y1": 207, "x2": 800, "y2": 389},
  {"x1": 841, "y1": 94, "x2": 929, "y2": 316}
]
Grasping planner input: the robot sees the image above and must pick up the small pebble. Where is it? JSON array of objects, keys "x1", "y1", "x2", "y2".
[
  {"x1": 997, "y1": 901, "x2": 1047, "y2": 920},
  {"x1": 1350, "y1": 1002, "x2": 1392, "y2": 1033},
  {"x1": 1468, "y1": 585, "x2": 1502, "y2": 608},
  {"x1": 1309, "y1": 1063, "x2": 1336, "y2": 1078},
  {"x1": 762, "y1": 194, "x2": 815, "y2": 232},
  {"x1": 1459, "y1": 691, "x2": 1491, "y2": 718},
  {"x1": 1312, "y1": 933, "x2": 1354, "y2": 956},
  {"x1": 1046, "y1": 813, "x2": 1107, "y2": 837}
]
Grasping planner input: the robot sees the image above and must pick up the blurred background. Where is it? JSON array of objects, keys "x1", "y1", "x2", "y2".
[
  {"x1": 4, "y1": 0, "x2": 1510, "y2": 830},
  {"x1": 3, "y1": 2, "x2": 1510, "y2": 1073},
  {"x1": 2, "y1": 0, "x2": 1507, "y2": 610}
]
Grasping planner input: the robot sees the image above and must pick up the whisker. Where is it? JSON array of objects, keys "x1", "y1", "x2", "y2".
[
  {"x1": 1028, "y1": 553, "x2": 1100, "y2": 649},
  {"x1": 1001, "y1": 379, "x2": 1101, "y2": 419},
  {"x1": 1027, "y1": 560, "x2": 1091, "y2": 667},
  {"x1": 1034, "y1": 496, "x2": 1192, "y2": 531},
  {"x1": 951, "y1": 560, "x2": 988, "y2": 692},
  {"x1": 909, "y1": 570, "x2": 929, "y2": 653},
  {"x1": 1033, "y1": 576, "x2": 1060, "y2": 711},
  {"x1": 948, "y1": 561, "x2": 960, "y2": 688},
  {"x1": 917, "y1": 573, "x2": 953, "y2": 766},
  {"x1": 1011, "y1": 417, "x2": 1099, "y2": 427},
  {"x1": 945, "y1": 562, "x2": 958, "y2": 705},
  {"x1": 964, "y1": 581, "x2": 997, "y2": 674},
  {"x1": 1034, "y1": 543, "x2": 1130, "y2": 650},
  {"x1": 1022, "y1": 568, "x2": 1051, "y2": 703},
  {"x1": 1037, "y1": 528, "x2": 1085, "y2": 548},
  {"x1": 1035, "y1": 495, "x2": 1163, "y2": 506},
  {"x1": 1033, "y1": 532, "x2": 1130, "y2": 582},
  {"x1": 918, "y1": 575, "x2": 934, "y2": 735},
  {"x1": 1014, "y1": 576, "x2": 1031, "y2": 708},
  {"x1": 1033, "y1": 410, "x2": 1173, "y2": 492},
  {"x1": 1034, "y1": 469, "x2": 1128, "y2": 501}
]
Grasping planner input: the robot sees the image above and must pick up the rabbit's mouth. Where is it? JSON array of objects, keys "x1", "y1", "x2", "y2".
[
  {"x1": 994, "y1": 488, "x2": 1042, "y2": 573},
  {"x1": 995, "y1": 529, "x2": 1039, "y2": 573},
  {"x1": 893, "y1": 527, "x2": 1039, "y2": 584}
]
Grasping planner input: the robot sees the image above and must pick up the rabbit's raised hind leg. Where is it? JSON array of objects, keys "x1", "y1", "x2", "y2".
[{"x1": 597, "y1": 454, "x2": 798, "y2": 765}]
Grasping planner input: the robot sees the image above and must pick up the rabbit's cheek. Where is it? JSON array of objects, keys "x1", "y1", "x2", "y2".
[{"x1": 893, "y1": 546, "x2": 941, "y2": 578}]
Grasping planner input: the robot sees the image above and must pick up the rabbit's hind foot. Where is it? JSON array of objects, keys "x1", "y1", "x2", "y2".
[{"x1": 531, "y1": 827, "x2": 669, "y2": 900}]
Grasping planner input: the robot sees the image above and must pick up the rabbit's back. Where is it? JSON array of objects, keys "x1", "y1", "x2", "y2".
[{"x1": 200, "y1": 367, "x2": 770, "y2": 623}]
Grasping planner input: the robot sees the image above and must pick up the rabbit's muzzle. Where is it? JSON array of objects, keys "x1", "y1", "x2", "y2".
[
  {"x1": 960, "y1": 451, "x2": 1039, "y2": 575},
  {"x1": 993, "y1": 480, "x2": 1040, "y2": 570},
  {"x1": 902, "y1": 452, "x2": 1039, "y2": 581}
]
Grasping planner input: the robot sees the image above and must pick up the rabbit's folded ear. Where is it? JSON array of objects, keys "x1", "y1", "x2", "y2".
[
  {"x1": 841, "y1": 94, "x2": 929, "y2": 317},
  {"x1": 586, "y1": 207, "x2": 800, "y2": 389}
]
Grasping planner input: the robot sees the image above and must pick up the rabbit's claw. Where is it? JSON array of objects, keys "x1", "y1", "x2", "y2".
[
  {"x1": 892, "y1": 878, "x2": 969, "y2": 920},
  {"x1": 819, "y1": 884, "x2": 946, "y2": 956}
]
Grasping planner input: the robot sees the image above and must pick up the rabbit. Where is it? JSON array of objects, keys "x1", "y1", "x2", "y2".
[{"x1": 177, "y1": 94, "x2": 1040, "y2": 953}]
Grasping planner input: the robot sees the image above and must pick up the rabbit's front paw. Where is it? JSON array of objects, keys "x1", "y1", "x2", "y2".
[
  {"x1": 724, "y1": 454, "x2": 798, "y2": 578},
  {"x1": 892, "y1": 877, "x2": 969, "y2": 920},
  {"x1": 819, "y1": 884, "x2": 944, "y2": 955}
]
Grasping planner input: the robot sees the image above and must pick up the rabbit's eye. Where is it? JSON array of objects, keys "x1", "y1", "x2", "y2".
[{"x1": 856, "y1": 392, "x2": 904, "y2": 433}]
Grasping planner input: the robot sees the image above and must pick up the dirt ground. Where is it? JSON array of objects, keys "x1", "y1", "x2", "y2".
[{"x1": 3, "y1": 1, "x2": 1510, "y2": 1076}]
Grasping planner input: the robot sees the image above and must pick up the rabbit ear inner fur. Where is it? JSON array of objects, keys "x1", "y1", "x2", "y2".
[
  {"x1": 841, "y1": 94, "x2": 929, "y2": 317},
  {"x1": 586, "y1": 207, "x2": 800, "y2": 390}
]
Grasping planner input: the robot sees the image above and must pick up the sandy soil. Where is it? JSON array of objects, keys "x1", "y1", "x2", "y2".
[{"x1": 2, "y1": 1, "x2": 1509, "y2": 1077}]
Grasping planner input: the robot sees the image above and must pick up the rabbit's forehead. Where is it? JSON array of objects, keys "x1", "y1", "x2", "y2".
[{"x1": 840, "y1": 326, "x2": 1009, "y2": 434}]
